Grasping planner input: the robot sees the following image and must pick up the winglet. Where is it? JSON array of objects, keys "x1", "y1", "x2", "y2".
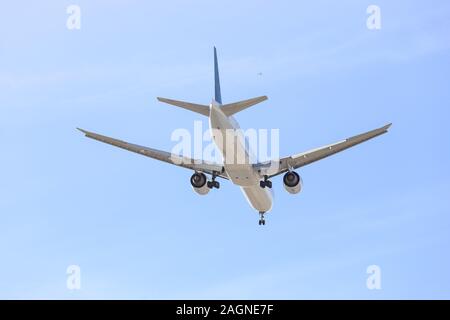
[{"x1": 77, "y1": 127, "x2": 88, "y2": 135}]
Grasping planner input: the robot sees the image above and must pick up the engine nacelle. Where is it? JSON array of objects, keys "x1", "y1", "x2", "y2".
[
  {"x1": 283, "y1": 171, "x2": 302, "y2": 194},
  {"x1": 190, "y1": 172, "x2": 210, "y2": 195}
]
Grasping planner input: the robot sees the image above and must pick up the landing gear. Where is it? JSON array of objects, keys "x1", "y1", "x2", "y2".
[
  {"x1": 207, "y1": 180, "x2": 220, "y2": 189},
  {"x1": 259, "y1": 175, "x2": 272, "y2": 189},
  {"x1": 258, "y1": 212, "x2": 266, "y2": 225},
  {"x1": 207, "y1": 172, "x2": 220, "y2": 189}
]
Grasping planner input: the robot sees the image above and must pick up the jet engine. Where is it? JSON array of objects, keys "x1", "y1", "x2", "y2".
[
  {"x1": 283, "y1": 171, "x2": 302, "y2": 194},
  {"x1": 190, "y1": 172, "x2": 210, "y2": 195}
]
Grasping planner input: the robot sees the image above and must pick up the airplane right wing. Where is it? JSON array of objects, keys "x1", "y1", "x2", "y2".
[
  {"x1": 257, "y1": 123, "x2": 392, "y2": 178},
  {"x1": 77, "y1": 128, "x2": 228, "y2": 179}
]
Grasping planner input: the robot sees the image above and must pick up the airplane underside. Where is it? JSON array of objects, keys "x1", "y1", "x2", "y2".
[{"x1": 78, "y1": 47, "x2": 391, "y2": 225}]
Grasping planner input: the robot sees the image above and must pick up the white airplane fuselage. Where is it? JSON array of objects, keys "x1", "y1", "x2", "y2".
[{"x1": 209, "y1": 100, "x2": 273, "y2": 213}]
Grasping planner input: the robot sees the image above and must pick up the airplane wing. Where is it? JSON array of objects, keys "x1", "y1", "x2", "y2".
[
  {"x1": 257, "y1": 123, "x2": 392, "y2": 178},
  {"x1": 77, "y1": 128, "x2": 228, "y2": 179}
]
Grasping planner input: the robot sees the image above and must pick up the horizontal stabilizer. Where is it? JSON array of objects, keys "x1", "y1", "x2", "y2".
[
  {"x1": 157, "y1": 97, "x2": 210, "y2": 116},
  {"x1": 221, "y1": 96, "x2": 268, "y2": 116}
]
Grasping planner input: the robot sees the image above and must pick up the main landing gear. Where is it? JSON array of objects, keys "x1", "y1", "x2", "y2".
[
  {"x1": 207, "y1": 172, "x2": 220, "y2": 189},
  {"x1": 258, "y1": 212, "x2": 266, "y2": 226},
  {"x1": 259, "y1": 175, "x2": 272, "y2": 189}
]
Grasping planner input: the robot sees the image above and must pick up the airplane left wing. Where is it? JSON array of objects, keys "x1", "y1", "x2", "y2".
[
  {"x1": 257, "y1": 123, "x2": 391, "y2": 178},
  {"x1": 77, "y1": 128, "x2": 228, "y2": 179}
]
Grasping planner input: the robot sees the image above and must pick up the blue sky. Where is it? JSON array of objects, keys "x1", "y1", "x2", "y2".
[{"x1": 1, "y1": 0, "x2": 450, "y2": 299}]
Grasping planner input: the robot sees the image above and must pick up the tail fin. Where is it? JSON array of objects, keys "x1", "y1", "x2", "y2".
[{"x1": 214, "y1": 47, "x2": 222, "y2": 104}]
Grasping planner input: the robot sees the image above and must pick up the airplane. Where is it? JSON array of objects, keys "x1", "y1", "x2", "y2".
[{"x1": 78, "y1": 47, "x2": 391, "y2": 225}]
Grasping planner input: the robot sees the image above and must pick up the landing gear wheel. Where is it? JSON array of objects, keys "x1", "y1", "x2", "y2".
[
  {"x1": 206, "y1": 171, "x2": 220, "y2": 189},
  {"x1": 207, "y1": 172, "x2": 221, "y2": 189},
  {"x1": 258, "y1": 212, "x2": 266, "y2": 226},
  {"x1": 260, "y1": 175, "x2": 272, "y2": 189}
]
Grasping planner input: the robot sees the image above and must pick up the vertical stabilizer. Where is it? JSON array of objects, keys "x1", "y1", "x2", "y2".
[{"x1": 214, "y1": 47, "x2": 222, "y2": 104}]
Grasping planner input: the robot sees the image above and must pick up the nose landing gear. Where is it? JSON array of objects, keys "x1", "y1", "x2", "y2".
[{"x1": 258, "y1": 212, "x2": 266, "y2": 225}]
